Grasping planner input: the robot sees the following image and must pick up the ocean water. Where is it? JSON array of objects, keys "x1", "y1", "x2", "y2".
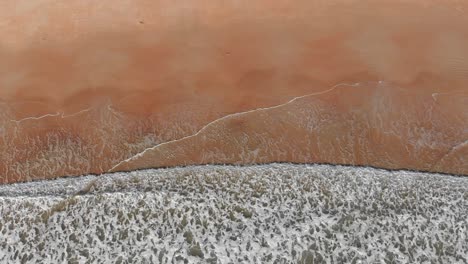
[{"x1": 0, "y1": 164, "x2": 467, "y2": 263}]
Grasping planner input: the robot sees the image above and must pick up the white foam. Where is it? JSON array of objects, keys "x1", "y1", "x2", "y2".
[{"x1": 0, "y1": 164, "x2": 466, "y2": 263}]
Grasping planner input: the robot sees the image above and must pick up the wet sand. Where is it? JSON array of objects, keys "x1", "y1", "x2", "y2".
[{"x1": 1, "y1": 0, "x2": 467, "y2": 182}]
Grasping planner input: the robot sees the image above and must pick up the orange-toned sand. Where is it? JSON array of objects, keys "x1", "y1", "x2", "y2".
[
  {"x1": 1, "y1": 0, "x2": 467, "y2": 183},
  {"x1": 110, "y1": 81, "x2": 468, "y2": 175}
]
